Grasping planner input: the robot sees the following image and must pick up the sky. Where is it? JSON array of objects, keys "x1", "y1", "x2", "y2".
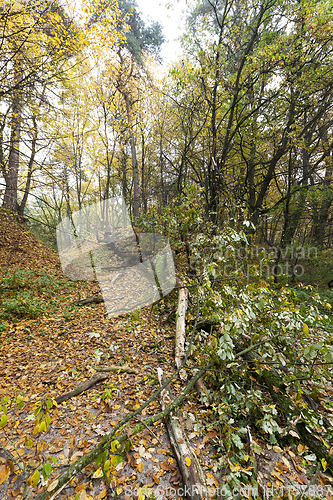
[{"x1": 135, "y1": 0, "x2": 188, "y2": 67}]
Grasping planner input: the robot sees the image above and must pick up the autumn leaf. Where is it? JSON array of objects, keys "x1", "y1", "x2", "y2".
[
  {"x1": 28, "y1": 470, "x2": 40, "y2": 487},
  {"x1": 185, "y1": 456, "x2": 191, "y2": 466},
  {"x1": 153, "y1": 474, "x2": 160, "y2": 485},
  {"x1": 92, "y1": 467, "x2": 103, "y2": 479},
  {"x1": 0, "y1": 464, "x2": 10, "y2": 485},
  {"x1": 137, "y1": 461, "x2": 143, "y2": 473}
]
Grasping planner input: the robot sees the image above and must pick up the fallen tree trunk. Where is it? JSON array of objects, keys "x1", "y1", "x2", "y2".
[
  {"x1": 234, "y1": 339, "x2": 333, "y2": 472},
  {"x1": 175, "y1": 278, "x2": 188, "y2": 375},
  {"x1": 93, "y1": 365, "x2": 138, "y2": 374},
  {"x1": 157, "y1": 367, "x2": 209, "y2": 500},
  {"x1": 33, "y1": 366, "x2": 208, "y2": 500},
  {"x1": 54, "y1": 373, "x2": 108, "y2": 405},
  {"x1": 175, "y1": 278, "x2": 210, "y2": 401}
]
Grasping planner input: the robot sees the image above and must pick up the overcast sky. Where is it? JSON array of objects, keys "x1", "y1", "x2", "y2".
[{"x1": 136, "y1": 0, "x2": 188, "y2": 67}]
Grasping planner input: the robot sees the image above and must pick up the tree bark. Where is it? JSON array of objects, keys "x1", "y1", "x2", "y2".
[
  {"x1": 54, "y1": 373, "x2": 109, "y2": 405},
  {"x1": 175, "y1": 278, "x2": 188, "y2": 374},
  {"x1": 3, "y1": 59, "x2": 22, "y2": 213},
  {"x1": 93, "y1": 365, "x2": 138, "y2": 374},
  {"x1": 157, "y1": 367, "x2": 209, "y2": 500},
  {"x1": 124, "y1": 91, "x2": 140, "y2": 218},
  {"x1": 18, "y1": 115, "x2": 37, "y2": 216}
]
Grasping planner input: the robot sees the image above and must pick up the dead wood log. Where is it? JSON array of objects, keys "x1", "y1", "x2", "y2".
[
  {"x1": 54, "y1": 373, "x2": 109, "y2": 405},
  {"x1": 33, "y1": 366, "x2": 208, "y2": 500},
  {"x1": 175, "y1": 279, "x2": 210, "y2": 402},
  {"x1": 93, "y1": 365, "x2": 138, "y2": 374},
  {"x1": 175, "y1": 278, "x2": 188, "y2": 373},
  {"x1": 234, "y1": 339, "x2": 333, "y2": 472},
  {"x1": 71, "y1": 296, "x2": 104, "y2": 306},
  {"x1": 157, "y1": 367, "x2": 209, "y2": 500}
]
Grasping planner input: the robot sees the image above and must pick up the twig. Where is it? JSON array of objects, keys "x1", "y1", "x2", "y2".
[
  {"x1": 134, "y1": 416, "x2": 163, "y2": 446},
  {"x1": 0, "y1": 439, "x2": 26, "y2": 472}
]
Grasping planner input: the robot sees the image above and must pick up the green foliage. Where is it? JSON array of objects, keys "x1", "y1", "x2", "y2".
[
  {"x1": 93, "y1": 383, "x2": 117, "y2": 403},
  {"x1": 184, "y1": 222, "x2": 333, "y2": 492},
  {"x1": 299, "y1": 249, "x2": 333, "y2": 286},
  {"x1": 0, "y1": 268, "x2": 77, "y2": 327},
  {"x1": 117, "y1": 0, "x2": 165, "y2": 64},
  {"x1": 138, "y1": 185, "x2": 208, "y2": 252}
]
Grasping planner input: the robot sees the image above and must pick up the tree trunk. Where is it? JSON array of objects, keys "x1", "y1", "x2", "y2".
[
  {"x1": 124, "y1": 91, "x2": 140, "y2": 218},
  {"x1": 312, "y1": 136, "x2": 333, "y2": 247},
  {"x1": 3, "y1": 61, "x2": 22, "y2": 213},
  {"x1": 18, "y1": 116, "x2": 37, "y2": 216},
  {"x1": 157, "y1": 367, "x2": 209, "y2": 500}
]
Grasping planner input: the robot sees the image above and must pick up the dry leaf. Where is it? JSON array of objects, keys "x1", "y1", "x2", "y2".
[
  {"x1": 185, "y1": 456, "x2": 191, "y2": 466},
  {"x1": 137, "y1": 462, "x2": 143, "y2": 473},
  {"x1": 47, "y1": 479, "x2": 59, "y2": 492},
  {"x1": 153, "y1": 474, "x2": 160, "y2": 485},
  {"x1": 92, "y1": 468, "x2": 103, "y2": 479},
  {"x1": 297, "y1": 444, "x2": 304, "y2": 453},
  {"x1": 0, "y1": 464, "x2": 10, "y2": 485},
  {"x1": 75, "y1": 484, "x2": 89, "y2": 493},
  {"x1": 270, "y1": 470, "x2": 284, "y2": 482}
]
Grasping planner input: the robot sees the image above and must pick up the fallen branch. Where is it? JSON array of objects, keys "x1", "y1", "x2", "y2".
[
  {"x1": 234, "y1": 339, "x2": 333, "y2": 472},
  {"x1": 93, "y1": 365, "x2": 138, "y2": 374},
  {"x1": 54, "y1": 373, "x2": 109, "y2": 405},
  {"x1": 33, "y1": 366, "x2": 208, "y2": 500},
  {"x1": 175, "y1": 277, "x2": 188, "y2": 374},
  {"x1": 71, "y1": 296, "x2": 104, "y2": 306},
  {"x1": 175, "y1": 279, "x2": 209, "y2": 400},
  {"x1": 157, "y1": 367, "x2": 209, "y2": 500}
]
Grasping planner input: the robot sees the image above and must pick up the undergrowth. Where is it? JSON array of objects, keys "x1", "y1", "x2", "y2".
[{"x1": 0, "y1": 267, "x2": 80, "y2": 331}]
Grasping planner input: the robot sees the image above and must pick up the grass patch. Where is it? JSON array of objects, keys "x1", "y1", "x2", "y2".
[{"x1": 0, "y1": 267, "x2": 79, "y2": 327}]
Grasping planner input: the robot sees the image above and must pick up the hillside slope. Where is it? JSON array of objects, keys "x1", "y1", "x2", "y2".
[{"x1": 0, "y1": 209, "x2": 60, "y2": 273}]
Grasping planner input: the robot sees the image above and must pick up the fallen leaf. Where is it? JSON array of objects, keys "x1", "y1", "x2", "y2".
[
  {"x1": 75, "y1": 484, "x2": 89, "y2": 493},
  {"x1": 47, "y1": 479, "x2": 59, "y2": 492},
  {"x1": 275, "y1": 463, "x2": 289, "y2": 473},
  {"x1": 185, "y1": 457, "x2": 191, "y2": 467},
  {"x1": 153, "y1": 474, "x2": 160, "y2": 485},
  {"x1": 137, "y1": 462, "x2": 143, "y2": 473},
  {"x1": 92, "y1": 468, "x2": 103, "y2": 479},
  {"x1": 296, "y1": 474, "x2": 308, "y2": 485},
  {"x1": 297, "y1": 444, "x2": 304, "y2": 453},
  {"x1": 0, "y1": 464, "x2": 10, "y2": 485},
  {"x1": 271, "y1": 470, "x2": 283, "y2": 482}
]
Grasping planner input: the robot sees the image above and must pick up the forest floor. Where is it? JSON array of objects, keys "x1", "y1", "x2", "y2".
[{"x1": 1, "y1": 209, "x2": 333, "y2": 500}]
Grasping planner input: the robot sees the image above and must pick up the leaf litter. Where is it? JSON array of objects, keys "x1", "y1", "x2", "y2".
[{"x1": 1, "y1": 210, "x2": 333, "y2": 499}]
